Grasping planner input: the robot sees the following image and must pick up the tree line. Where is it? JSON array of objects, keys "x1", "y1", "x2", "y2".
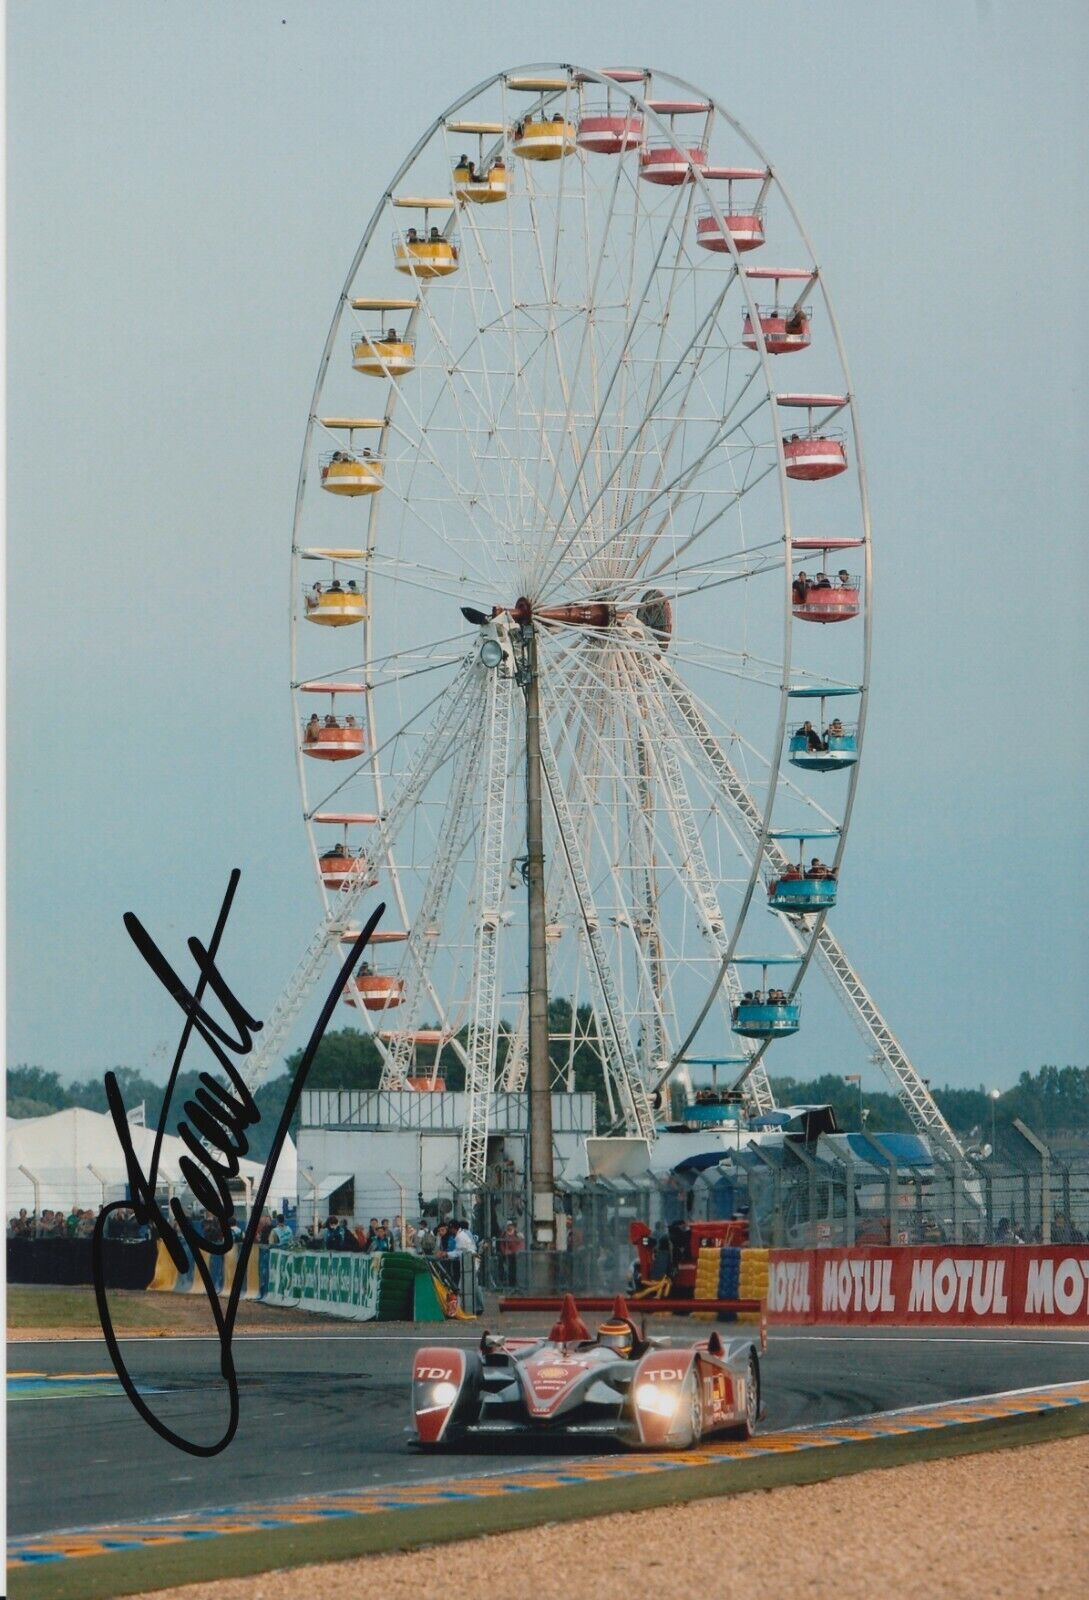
[{"x1": 8, "y1": 1041, "x2": 1088, "y2": 1159}]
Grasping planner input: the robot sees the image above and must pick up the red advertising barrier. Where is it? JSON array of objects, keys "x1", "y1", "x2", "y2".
[{"x1": 765, "y1": 1246, "x2": 1089, "y2": 1327}]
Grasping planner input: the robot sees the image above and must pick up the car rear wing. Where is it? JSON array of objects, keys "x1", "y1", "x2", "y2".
[{"x1": 498, "y1": 1295, "x2": 767, "y2": 1353}]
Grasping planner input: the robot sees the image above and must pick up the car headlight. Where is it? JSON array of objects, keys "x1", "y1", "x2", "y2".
[
  {"x1": 430, "y1": 1381, "x2": 458, "y2": 1407},
  {"x1": 634, "y1": 1382, "x2": 679, "y2": 1417}
]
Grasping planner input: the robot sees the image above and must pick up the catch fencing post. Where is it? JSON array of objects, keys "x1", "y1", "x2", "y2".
[
  {"x1": 860, "y1": 1131, "x2": 898, "y2": 1243},
  {"x1": 18, "y1": 1166, "x2": 41, "y2": 1230},
  {"x1": 747, "y1": 1142, "x2": 784, "y2": 1246},
  {"x1": 1013, "y1": 1120, "x2": 1052, "y2": 1244}
]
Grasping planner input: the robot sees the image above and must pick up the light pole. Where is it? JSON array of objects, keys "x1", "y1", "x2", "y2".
[{"x1": 988, "y1": 1088, "x2": 1001, "y2": 1154}]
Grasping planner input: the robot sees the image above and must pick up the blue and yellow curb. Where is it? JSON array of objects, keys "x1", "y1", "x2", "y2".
[{"x1": 9, "y1": 1378, "x2": 1089, "y2": 1570}]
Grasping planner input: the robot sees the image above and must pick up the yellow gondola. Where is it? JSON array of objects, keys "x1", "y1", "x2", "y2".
[
  {"x1": 392, "y1": 231, "x2": 459, "y2": 277},
  {"x1": 352, "y1": 333, "x2": 415, "y2": 376},
  {"x1": 512, "y1": 116, "x2": 575, "y2": 161},
  {"x1": 303, "y1": 582, "x2": 367, "y2": 626},
  {"x1": 320, "y1": 451, "x2": 383, "y2": 495}
]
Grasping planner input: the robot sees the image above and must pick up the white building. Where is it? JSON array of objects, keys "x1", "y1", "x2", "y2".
[{"x1": 296, "y1": 1090, "x2": 596, "y2": 1230}]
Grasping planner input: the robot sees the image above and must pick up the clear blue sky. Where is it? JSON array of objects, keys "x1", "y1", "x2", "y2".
[{"x1": 6, "y1": 1, "x2": 1088, "y2": 1094}]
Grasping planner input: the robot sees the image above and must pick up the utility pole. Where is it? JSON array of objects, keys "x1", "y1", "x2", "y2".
[{"x1": 515, "y1": 598, "x2": 555, "y2": 1253}]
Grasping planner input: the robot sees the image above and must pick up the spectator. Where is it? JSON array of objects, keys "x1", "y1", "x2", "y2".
[
  {"x1": 454, "y1": 1220, "x2": 478, "y2": 1256},
  {"x1": 371, "y1": 1225, "x2": 392, "y2": 1253},
  {"x1": 496, "y1": 1221, "x2": 523, "y2": 1287},
  {"x1": 257, "y1": 1210, "x2": 274, "y2": 1245},
  {"x1": 338, "y1": 1217, "x2": 362, "y2": 1252},
  {"x1": 66, "y1": 1206, "x2": 81, "y2": 1237},
  {"x1": 792, "y1": 571, "x2": 810, "y2": 604},
  {"x1": 367, "y1": 1216, "x2": 379, "y2": 1248},
  {"x1": 799, "y1": 719, "x2": 825, "y2": 752},
  {"x1": 417, "y1": 1221, "x2": 436, "y2": 1256},
  {"x1": 1053, "y1": 1212, "x2": 1085, "y2": 1244},
  {"x1": 269, "y1": 1212, "x2": 294, "y2": 1247}
]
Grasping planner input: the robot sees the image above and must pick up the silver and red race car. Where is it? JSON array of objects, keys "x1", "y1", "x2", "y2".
[{"x1": 411, "y1": 1292, "x2": 765, "y2": 1450}]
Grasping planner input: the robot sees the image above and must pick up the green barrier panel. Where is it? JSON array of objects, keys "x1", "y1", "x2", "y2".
[
  {"x1": 412, "y1": 1270, "x2": 446, "y2": 1322},
  {"x1": 261, "y1": 1248, "x2": 451, "y2": 1321}
]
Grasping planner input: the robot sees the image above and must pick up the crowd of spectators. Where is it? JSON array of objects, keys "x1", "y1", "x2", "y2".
[
  {"x1": 7, "y1": 1206, "x2": 130, "y2": 1240},
  {"x1": 256, "y1": 1209, "x2": 526, "y2": 1286}
]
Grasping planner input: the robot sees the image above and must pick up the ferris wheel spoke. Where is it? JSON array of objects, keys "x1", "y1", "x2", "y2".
[
  {"x1": 527, "y1": 134, "x2": 632, "y2": 533},
  {"x1": 407, "y1": 222, "x2": 556, "y2": 566},
  {"x1": 379, "y1": 688, "x2": 488, "y2": 1087},
  {"x1": 546, "y1": 380, "x2": 773, "y2": 600},
  {"x1": 608, "y1": 202, "x2": 712, "y2": 560},
  {"x1": 544, "y1": 640, "x2": 696, "y2": 997},
  {"x1": 525, "y1": 180, "x2": 695, "y2": 596},
  {"x1": 547, "y1": 641, "x2": 744, "y2": 1059},
  {"x1": 460, "y1": 667, "x2": 515, "y2": 1184},
  {"x1": 439, "y1": 121, "x2": 524, "y2": 537},
  {"x1": 621, "y1": 649, "x2": 761, "y2": 1071},
  {"x1": 536, "y1": 676, "x2": 655, "y2": 1138},
  {"x1": 536, "y1": 337, "x2": 763, "y2": 601},
  {"x1": 306, "y1": 649, "x2": 477, "y2": 819}
]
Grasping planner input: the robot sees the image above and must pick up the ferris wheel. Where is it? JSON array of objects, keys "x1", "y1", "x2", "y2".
[{"x1": 286, "y1": 64, "x2": 876, "y2": 1187}]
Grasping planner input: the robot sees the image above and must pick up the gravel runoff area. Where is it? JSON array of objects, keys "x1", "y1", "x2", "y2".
[{"x1": 125, "y1": 1434, "x2": 1088, "y2": 1600}]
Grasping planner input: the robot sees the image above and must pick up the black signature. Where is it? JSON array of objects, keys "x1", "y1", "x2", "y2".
[{"x1": 91, "y1": 868, "x2": 384, "y2": 1456}]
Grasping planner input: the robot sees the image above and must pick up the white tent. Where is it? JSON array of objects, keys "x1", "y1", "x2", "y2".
[{"x1": 6, "y1": 1107, "x2": 297, "y2": 1219}]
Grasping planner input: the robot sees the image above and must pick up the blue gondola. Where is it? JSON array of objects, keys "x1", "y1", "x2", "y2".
[
  {"x1": 766, "y1": 828, "x2": 839, "y2": 912},
  {"x1": 785, "y1": 685, "x2": 860, "y2": 773},
  {"x1": 733, "y1": 1001, "x2": 801, "y2": 1038},
  {"x1": 730, "y1": 957, "x2": 801, "y2": 1040}
]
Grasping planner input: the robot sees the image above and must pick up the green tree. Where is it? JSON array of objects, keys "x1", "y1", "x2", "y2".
[{"x1": 6, "y1": 1066, "x2": 71, "y2": 1113}]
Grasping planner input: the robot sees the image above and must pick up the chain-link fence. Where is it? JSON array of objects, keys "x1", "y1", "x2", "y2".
[{"x1": 447, "y1": 1121, "x2": 1089, "y2": 1296}]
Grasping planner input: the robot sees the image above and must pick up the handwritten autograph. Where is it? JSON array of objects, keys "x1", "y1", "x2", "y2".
[{"x1": 91, "y1": 868, "x2": 384, "y2": 1456}]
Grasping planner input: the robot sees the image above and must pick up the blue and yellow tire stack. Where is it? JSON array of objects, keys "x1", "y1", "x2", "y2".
[
  {"x1": 717, "y1": 1246, "x2": 742, "y2": 1321},
  {"x1": 693, "y1": 1245, "x2": 720, "y2": 1320},
  {"x1": 692, "y1": 1244, "x2": 767, "y2": 1322},
  {"x1": 738, "y1": 1246, "x2": 770, "y2": 1323}
]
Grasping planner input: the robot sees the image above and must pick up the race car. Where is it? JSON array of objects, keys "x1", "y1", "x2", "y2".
[{"x1": 411, "y1": 1292, "x2": 764, "y2": 1450}]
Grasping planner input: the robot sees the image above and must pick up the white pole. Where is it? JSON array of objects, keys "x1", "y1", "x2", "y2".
[
  {"x1": 87, "y1": 1164, "x2": 109, "y2": 1208},
  {"x1": 387, "y1": 1171, "x2": 407, "y2": 1250},
  {"x1": 18, "y1": 1166, "x2": 41, "y2": 1231}
]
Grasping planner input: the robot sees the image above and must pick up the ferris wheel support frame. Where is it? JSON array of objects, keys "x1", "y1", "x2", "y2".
[
  {"x1": 624, "y1": 645, "x2": 773, "y2": 1113},
  {"x1": 659, "y1": 668, "x2": 964, "y2": 1155},
  {"x1": 460, "y1": 651, "x2": 515, "y2": 1187}
]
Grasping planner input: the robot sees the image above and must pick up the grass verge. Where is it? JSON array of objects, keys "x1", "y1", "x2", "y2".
[
  {"x1": 9, "y1": 1398, "x2": 1088, "y2": 1600},
  {"x1": 6, "y1": 1285, "x2": 354, "y2": 1338}
]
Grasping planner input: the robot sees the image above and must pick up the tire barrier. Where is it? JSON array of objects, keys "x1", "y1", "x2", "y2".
[
  {"x1": 148, "y1": 1237, "x2": 260, "y2": 1299},
  {"x1": 7, "y1": 1236, "x2": 157, "y2": 1288},
  {"x1": 692, "y1": 1246, "x2": 768, "y2": 1322},
  {"x1": 764, "y1": 1245, "x2": 1089, "y2": 1327},
  {"x1": 260, "y1": 1247, "x2": 448, "y2": 1321}
]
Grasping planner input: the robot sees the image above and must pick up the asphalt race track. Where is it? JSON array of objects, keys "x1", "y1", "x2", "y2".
[{"x1": 9, "y1": 1324, "x2": 1089, "y2": 1539}]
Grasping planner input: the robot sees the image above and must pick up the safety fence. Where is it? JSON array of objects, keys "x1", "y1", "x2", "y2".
[{"x1": 452, "y1": 1125, "x2": 1089, "y2": 1290}]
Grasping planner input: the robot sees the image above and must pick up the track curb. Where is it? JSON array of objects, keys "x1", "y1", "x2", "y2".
[{"x1": 9, "y1": 1382, "x2": 1089, "y2": 1600}]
